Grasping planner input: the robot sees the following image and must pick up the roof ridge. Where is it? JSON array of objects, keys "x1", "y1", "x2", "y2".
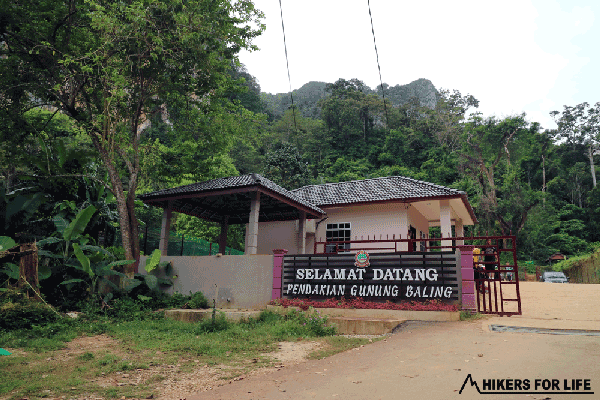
[{"x1": 293, "y1": 175, "x2": 462, "y2": 192}]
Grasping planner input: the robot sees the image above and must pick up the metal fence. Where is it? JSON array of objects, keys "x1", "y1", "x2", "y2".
[{"x1": 116, "y1": 227, "x2": 244, "y2": 256}]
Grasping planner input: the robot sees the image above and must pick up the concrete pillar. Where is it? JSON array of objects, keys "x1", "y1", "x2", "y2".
[
  {"x1": 439, "y1": 199, "x2": 452, "y2": 250},
  {"x1": 218, "y1": 216, "x2": 229, "y2": 254},
  {"x1": 159, "y1": 202, "x2": 172, "y2": 256},
  {"x1": 297, "y1": 210, "x2": 306, "y2": 254},
  {"x1": 455, "y1": 218, "x2": 464, "y2": 246},
  {"x1": 272, "y1": 249, "x2": 288, "y2": 300},
  {"x1": 399, "y1": 204, "x2": 410, "y2": 251},
  {"x1": 245, "y1": 191, "x2": 260, "y2": 255}
]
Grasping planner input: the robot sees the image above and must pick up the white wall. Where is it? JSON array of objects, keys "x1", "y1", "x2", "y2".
[
  {"x1": 139, "y1": 254, "x2": 274, "y2": 310},
  {"x1": 254, "y1": 202, "x2": 431, "y2": 255},
  {"x1": 255, "y1": 220, "x2": 299, "y2": 255}
]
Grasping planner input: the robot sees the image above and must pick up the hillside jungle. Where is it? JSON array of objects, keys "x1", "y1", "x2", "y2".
[
  {"x1": 4, "y1": 66, "x2": 599, "y2": 266},
  {"x1": 1, "y1": 0, "x2": 599, "y2": 278}
]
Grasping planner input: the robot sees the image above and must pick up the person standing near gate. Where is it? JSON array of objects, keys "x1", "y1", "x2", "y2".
[
  {"x1": 484, "y1": 239, "x2": 498, "y2": 280},
  {"x1": 473, "y1": 247, "x2": 484, "y2": 291}
]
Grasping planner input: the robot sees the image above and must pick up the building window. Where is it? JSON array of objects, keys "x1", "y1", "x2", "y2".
[{"x1": 326, "y1": 223, "x2": 351, "y2": 252}]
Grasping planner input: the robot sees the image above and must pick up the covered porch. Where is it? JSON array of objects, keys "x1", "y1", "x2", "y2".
[{"x1": 138, "y1": 174, "x2": 325, "y2": 256}]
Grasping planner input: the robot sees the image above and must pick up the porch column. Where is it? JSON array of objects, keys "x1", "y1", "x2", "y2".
[
  {"x1": 297, "y1": 210, "x2": 306, "y2": 254},
  {"x1": 399, "y1": 204, "x2": 410, "y2": 251},
  {"x1": 455, "y1": 218, "x2": 464, "y2": 246},
  {"x1": 159, "y1": 202, "x2": 173, "y2": 256},
  {"x1": 245, "y1": 191, "x2": 261, "y2": 255},
  {"x1": 439, "y1": 199, "x2": 452, "y2": 250},
  {"x1": 218, "y1": 216, "x2": 229, "y2": 254}
]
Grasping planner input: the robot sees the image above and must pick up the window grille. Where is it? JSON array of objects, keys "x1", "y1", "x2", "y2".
[{"x1": 325, "y1": 222, "x2": 351, "y2": 252}]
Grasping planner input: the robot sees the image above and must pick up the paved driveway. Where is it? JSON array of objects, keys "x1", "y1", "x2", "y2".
[
  {"x1": 484, "y1": 281, "x2": 600, "y2": 331},
  {"x1": 185, "y1": 282, "x2": 600, "y2": 400}
]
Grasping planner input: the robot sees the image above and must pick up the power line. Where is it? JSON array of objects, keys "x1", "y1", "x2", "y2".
[
  {"x1": 278, "y1": 0, "x2": 298, "y2": 133},
  {"x1": 367, "y1": 0, "x2": 389, "y2": 127}
]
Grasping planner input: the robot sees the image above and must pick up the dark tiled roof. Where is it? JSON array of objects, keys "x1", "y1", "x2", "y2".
[
  {"x1": 139, "y1": 173, "x2": 325, "y2": 215},
  {"x1": 292, "y1": 176, "x2": 466, "y2": 206}
]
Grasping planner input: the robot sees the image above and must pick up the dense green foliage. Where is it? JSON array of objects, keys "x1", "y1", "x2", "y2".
[
  {"x1": 241, "y1": 78, "x2": 600, "y2": 264},
  {"x1": 1, "y1": 0, "x2": 598, "y2": 271},
  {"x1": 0, "y1": 0, "x2": 265, "y2": 268}
]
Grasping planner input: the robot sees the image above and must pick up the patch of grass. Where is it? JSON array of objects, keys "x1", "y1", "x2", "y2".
[
  {"x1": 145, "y1": 374, "x2": 167, "y2": 384},
  {"x1": 116, "y1": 360, "x2": 149, "y2": 371},
  {"x1": 0, "y1": 308, "x2": 378, "y2": 399},
  {"x1": 460, "y1": 311, "x2": 485, "y2": 321},
  {"x1": 96, "y1": 353, "x2": 118, "y2": 367},
  {"x1": 78, "y1": 351, "x2": 95, "y2": 361},
  {"x1": 308, "y1": 336, "x2": 384, "y2": 359}
]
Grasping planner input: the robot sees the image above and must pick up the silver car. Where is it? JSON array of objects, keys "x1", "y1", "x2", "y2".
[{"x1": 541, "y1": 271, "x2": 568, "y2": 283}]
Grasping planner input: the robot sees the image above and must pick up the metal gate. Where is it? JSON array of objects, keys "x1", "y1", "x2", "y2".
[
  {"x1": 473, "y1": 237, "x2": 522, "y2": 316},
  {"x1": 313, "y1": 233, "x2": 522, "y2": 316}
]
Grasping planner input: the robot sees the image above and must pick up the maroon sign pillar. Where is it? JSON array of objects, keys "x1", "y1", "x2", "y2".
[
  {"x1": 459, "y1": 246, "x2": 476, "y2": 312},
  {"x1": 272, "y1": 249, "x2": 288, "y2": 300}
]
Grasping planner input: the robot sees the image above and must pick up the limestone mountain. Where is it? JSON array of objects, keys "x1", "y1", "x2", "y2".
[{"x1": 261, "y1": 78, "x2": 439, "y2": 119}]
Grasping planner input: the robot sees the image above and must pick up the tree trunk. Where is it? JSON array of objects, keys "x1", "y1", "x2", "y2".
[
  {"x1": 91, "y1": 134, "x2": 138, "y2": 279},
  {"x1": 542, "y1": 154, "x2": 546, "y2": 207},
  {"x1": 588, "y1": 145, "x2": 597, "y2": 187},
  {"x1": 126, "y1": 192, "x2": 140, "y2": 276}
]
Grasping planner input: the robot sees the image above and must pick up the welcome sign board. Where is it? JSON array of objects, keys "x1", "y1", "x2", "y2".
[{"x1": 281, "y1": 251, "x2": 459, "y2": 302}]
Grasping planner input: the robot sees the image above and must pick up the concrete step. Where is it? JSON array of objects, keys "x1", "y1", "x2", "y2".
[
  {"x1": 165, "y1": 309, "x2": 261, "y2": 323},
  {"x1": 165, "y1": 307, "x2": 459, "y2": 336},
  {"x1": 326, "y1": 316, "x2": 404, "y2": 335}
]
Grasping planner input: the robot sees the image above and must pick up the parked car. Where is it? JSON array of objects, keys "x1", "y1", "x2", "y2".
[{"x1": 541, "y1": 271, "x2": 568, "y2": 283}]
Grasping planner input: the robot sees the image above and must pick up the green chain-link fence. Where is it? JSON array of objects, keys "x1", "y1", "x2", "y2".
[{"x1": 117, "y1": 227, "x2": 244, "y2": 256}]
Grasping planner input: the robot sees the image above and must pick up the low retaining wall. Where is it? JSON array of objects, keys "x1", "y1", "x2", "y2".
[
  {"x1": 165, "y1": 309, "x2": 262, "y2": 322},
  {"x1": 139, "y1": 254, "x2": 274, "y2": 310},
  {"x1": 266, "y1": 305, "x2": 459, "y2": 322}
]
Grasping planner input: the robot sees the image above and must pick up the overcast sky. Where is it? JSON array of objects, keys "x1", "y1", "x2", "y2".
[{"x1": 239, "y1": 0, "x2": 599, "y2": 130}]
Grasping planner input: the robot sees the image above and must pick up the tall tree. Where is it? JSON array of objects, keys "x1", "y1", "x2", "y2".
[
  {"x1": 0, "y1": 0, "x2": 264, "y2": 274},
  {"x1": 427, "y1": 89, "x2": 479, "y2": 151},
  {"x1": 319, "y1": 78, "x2": 385, "y2": 159},
  {"x1": 550, "y1": 102, "x2": 600, "y2": 187},
  {"x1": 263, "y1": 142, "x2": 310, "y2": 189},
  {"x1": 459, "y1": 114, "x2": 541, "y2": 236}
]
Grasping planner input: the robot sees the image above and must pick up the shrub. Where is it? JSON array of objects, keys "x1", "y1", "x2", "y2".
[
  {"x1": 271, "y1": 309, "x2": 336, "y2": 338},
  {"x1": 194, "y1": 312, "x2": 231, "y2": 333},
  {"x1": 188, "y1": 291, "x2": 209, "y2": 309},
  {"x1": 0, "y1": 288, "x2": 58, "y2": 330}
]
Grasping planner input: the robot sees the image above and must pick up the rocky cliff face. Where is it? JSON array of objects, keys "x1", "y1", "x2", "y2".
[
  {"x1": 378, "y1": 78, "x2": 439, "y2": 109},
  {"x1": 262, "y1": 78, "x2": 439, "y2": 119}
]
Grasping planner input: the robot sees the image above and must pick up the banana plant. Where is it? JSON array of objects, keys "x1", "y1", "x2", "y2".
[
  {"x1": 63, "y1": 243, "x2": 134, "y2": 305},
  {"x1": 38, "y1": 205, "x2": 98, "y2": 258},
  {"x1": 126, "y1": 249, "x2": 176, "y2": 293},
  {"x1": 37, "y1": 205, "x2": 113, "y2": 280},
  {"x1": 0, "y1": 236, "x2": 19, "y2": 283}
]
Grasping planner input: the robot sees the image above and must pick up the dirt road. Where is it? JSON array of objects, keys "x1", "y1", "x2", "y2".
[{"x1": 185, "y1": 282, "x2": 600, "y2": 400}]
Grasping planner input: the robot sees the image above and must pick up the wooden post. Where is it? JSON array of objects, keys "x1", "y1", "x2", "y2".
[
  {"x1": 18, "y1": 242, "x2": 40, "y2": 300},
  {"x1": 219, "y1": 216, "x2": 229, "y2": 254}
]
